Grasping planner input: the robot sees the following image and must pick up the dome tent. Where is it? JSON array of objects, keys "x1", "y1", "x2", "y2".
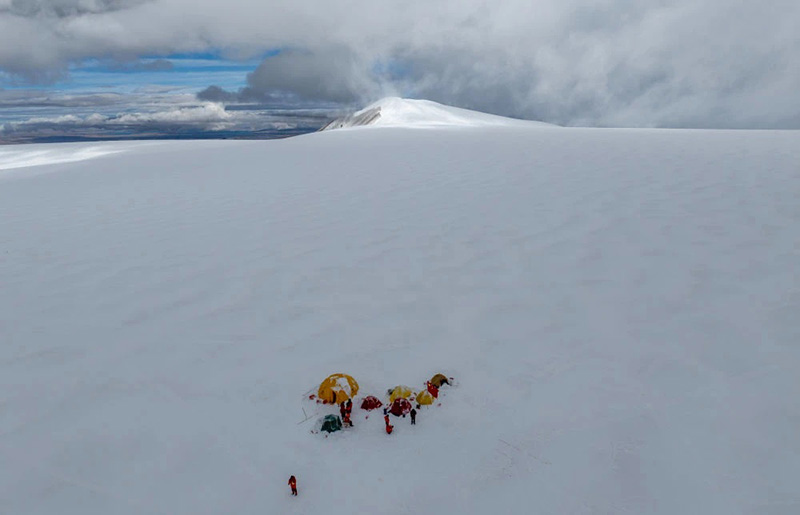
[
  {"x1": 318, "y1": 373, "x2": 359, "y2": 405},
  {"x1": 430, "y1": 373, "x2": 450, "y2": 388},
  {"x1": 389, "y1": 397, "x2": 412, "y2": 416},
  {"x1": 416, "y1": 390, "x2": 435, "y2": 406},
  {"x1": 360, "y1": 396, "x2": 383, "y2": 410},
  {"x1": 320, "y1": 415, "x2": 342, "y2": 433},
  {"x1": 388, "y1": 385, "x2": 415, "y2": 403}
]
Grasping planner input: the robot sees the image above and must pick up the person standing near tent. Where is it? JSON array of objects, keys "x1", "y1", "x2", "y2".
[
  {"x1": 345, "y1": 399, "x2": 354, "y2": 427},
  {"x1": 410, "y1": 407, "x2": 417, "y2": 425},
  {"x1": 288, "y1": 475, "x2": 298, "y2": 496},
  {"x1": 383, "y1": 406, "x2": 393, "y2": 434}
]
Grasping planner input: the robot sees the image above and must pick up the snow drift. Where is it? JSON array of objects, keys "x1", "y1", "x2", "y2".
[
  {"x1": 0, "y1": 143, "x2": 132, "y2": 173},
  {"x1": 1, "y1": 109, "x2": 799, "y2": 515}
]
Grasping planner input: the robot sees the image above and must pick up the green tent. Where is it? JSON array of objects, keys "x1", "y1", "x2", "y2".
[{"x1": 320, "y1": 414, "x2": 342, "y2": 433}]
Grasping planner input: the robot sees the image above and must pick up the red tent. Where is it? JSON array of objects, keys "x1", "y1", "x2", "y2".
[
  {"x1": 389, "y1": 397, "x2": 412, "y2": 416},
  {"x1": 426, "y1": 382, "x2": 439, "y2": 399},
  {"x1": 360, "y1": 396, "x2": 383, "y2": 410}
]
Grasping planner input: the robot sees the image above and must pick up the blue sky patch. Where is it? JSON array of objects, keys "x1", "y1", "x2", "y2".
[{"x1": 1, "y1": 53, "x2": 268, "y2": 94}]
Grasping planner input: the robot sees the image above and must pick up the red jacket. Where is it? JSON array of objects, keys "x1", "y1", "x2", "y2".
[{"x1": 288, "y1": 477, "x2": 296, "y2": 487}]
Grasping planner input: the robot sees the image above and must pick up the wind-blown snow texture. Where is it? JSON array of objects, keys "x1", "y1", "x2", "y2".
[{"x1": 1, "y1": 106, "x2": 799, "y2": 514}]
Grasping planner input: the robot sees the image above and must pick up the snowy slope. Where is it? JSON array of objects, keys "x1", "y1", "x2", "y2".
[
  {"x1": 321, "y1": 97, "x2": 551, "y2": 129},
  {"x1": 1, "y1": 121, "x2": 799, "y2": 515},
  {"x1": 0, "y1": 143, "x2": 132, "y2": 173}
]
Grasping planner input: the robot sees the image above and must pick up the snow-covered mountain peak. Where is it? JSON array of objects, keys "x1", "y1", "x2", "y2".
[{"x1": 321, "y1": 97, "x2": 551, "y2": 130}]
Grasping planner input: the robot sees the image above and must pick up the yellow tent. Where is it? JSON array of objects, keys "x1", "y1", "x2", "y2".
[
  {"x1": 430, "y1": 373, "x2": 449, "y2": 388},
  {"x1": 389, "y1": 385, "x2": 414, "y2": 403},
  {"x1": 318, "y1": 373, "x2": 359, "y2": 404},
  {"x1": 416, "y1": 390, "x2": 435, "y2": 406}
]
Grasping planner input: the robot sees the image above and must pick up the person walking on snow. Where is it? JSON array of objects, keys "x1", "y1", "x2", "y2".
[
  {"x1": 288, "y1": 475, "x2": 297, "y2": 496},
  {"x1": 410, "y1": 408, "x2": 417, "y2": 425}
]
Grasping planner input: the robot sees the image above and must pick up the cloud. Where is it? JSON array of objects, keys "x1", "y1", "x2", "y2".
[
  {"x1": 1, "y1": 0, "x2": 149, "y2": 17},
  {"x1": 198, "y1": 47, "x2": 386, "y2": 105},
  {"x1": 2, "y1": 0, "x2": 799, "y2": 127},
  {"x1": 105, "y1": 58, "x2": 173, "y2": 72},
  {"x1": 196, "y1": 85, "x2": 239, "y2": 103},
  {"x1": 0, "y1": 89, "x2": 128, "y2": 107},
  {"x1": 110, "y1": 102, "x2": 233, "y2": 128},
  {"x1": 243, "y1": 48, "x2": 382, "y2": 104},
  {"x1": 2, "y1": 103, "x2": 237, "y2": 132}
]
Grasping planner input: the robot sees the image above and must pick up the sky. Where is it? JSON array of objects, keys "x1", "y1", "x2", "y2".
[{"x1": 1, "y1": 0, "x2": 799, "y2": 141}]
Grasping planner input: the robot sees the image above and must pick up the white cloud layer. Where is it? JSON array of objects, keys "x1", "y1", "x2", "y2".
[
  {"x1": 2, "y1": 103, "x2": 232, "y2": 128},
  {"x1": 1, "y1": 0, "x2": 799, "y2": 127}
]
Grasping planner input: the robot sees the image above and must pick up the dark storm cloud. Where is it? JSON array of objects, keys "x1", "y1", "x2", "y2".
[
  {"x1": 196, "y1": 85, "x2": 240, "y2": 103},
  {"x1": 245, "y1": 49, "x2": 378, "y2": 104},
  {"x1": 2, "y1": 0, "x2": 799, "y2": 128},
  {"x1": 196, "y1": 85, "x2": 277, "y2": 104}
]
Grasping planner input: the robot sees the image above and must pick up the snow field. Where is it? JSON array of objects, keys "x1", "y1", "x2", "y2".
[{"x1": 1, "y1": 123, "x2": 799, "y2": 514}]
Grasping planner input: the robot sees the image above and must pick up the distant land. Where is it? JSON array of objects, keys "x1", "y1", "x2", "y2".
[
  {"x1": 0, "y1": 127, "x2": 318, "y2": 145},
  {"x1": 0, "y1": 104, "x2": 338, "y2": 145}
]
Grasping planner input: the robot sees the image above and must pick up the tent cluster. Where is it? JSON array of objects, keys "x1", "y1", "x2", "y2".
[{"x1": 311, "y1": 372, "x2": 452, "y2": 433}]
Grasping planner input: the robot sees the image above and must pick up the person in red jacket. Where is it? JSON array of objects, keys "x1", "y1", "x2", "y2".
[
  {"x1": 344, "y1": 399, "x2": 354, "y2": 427},
  {"x1": 288, "y1": 475, "x2": 297, "y2": 496},
  {"x1": 383, "y1": 407, "x2": 393, "y2": 434}
]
